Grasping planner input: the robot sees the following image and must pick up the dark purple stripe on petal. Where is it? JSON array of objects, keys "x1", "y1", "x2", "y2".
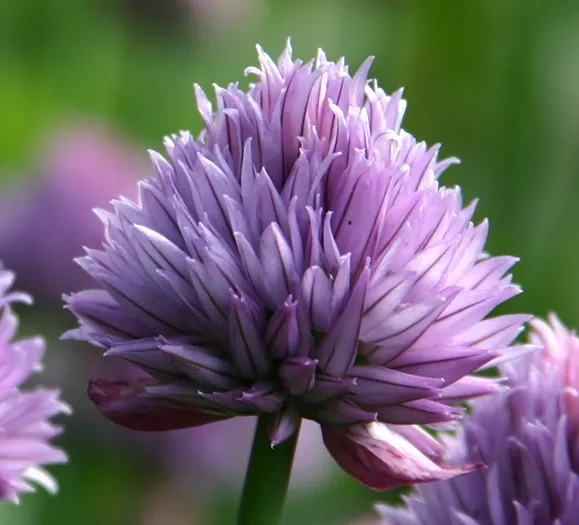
[
  {"x1": 265, "y1": 297, "x2": 302, "y2": 359},
  {"x1": 160, "y1": 343, "x2": 240, "y2": 390},
  {"x1": 240, "y1": 381, "x2": 285, "y2": 413},
  {"x1": 376, "y1": 399, "x2": 463, "y2": 425},
  {"x1": 313, "y1": 398, "x2": 377, "y2": 425},
  {"x1": 390, "y1": 346, "x2": 497, "y2": 385},
  {"x1": 347, "y1": 365, "x2": 443, "y2": 405},
  {"x1": 317, "y1": 264, "x2": 370, "y2": 376},
  {"x1": 303, "y1": 375, "x2": 356, "y2": 403},
  {"x1": 228, "y1": 293, "x2": 269, "y2": 379},
  {"x1": 279, "y1": 357, "x2": 318, "y2": 395}
]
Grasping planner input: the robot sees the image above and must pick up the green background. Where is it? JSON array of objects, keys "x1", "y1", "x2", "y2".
[{"x1": 1, "y1": 0, "x2": 578, "y2": 523}]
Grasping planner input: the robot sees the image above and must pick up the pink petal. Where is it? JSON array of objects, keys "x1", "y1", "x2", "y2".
[
  {"x1": 322, "y1": 422, "x2": 482, "y2": 491},
  {"x1": 88, "y1": 378, "x2": 229, "y2": 431}
]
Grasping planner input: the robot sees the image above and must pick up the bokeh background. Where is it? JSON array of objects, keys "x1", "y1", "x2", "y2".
[{"x1": 1, "y1": 0, "x2": 579, "y2": 523}]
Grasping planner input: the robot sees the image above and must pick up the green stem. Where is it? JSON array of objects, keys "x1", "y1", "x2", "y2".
[{"x1": 236, "y1": 415, "x2": 301, "y2": 525}]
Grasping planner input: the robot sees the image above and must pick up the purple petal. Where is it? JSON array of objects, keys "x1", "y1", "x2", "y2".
[
  {"x1": 361, "y1": 272, "x2": 415, "y2": 338},
  {"x1": 105, "y1": 338, "x2": 181, "y2": 378},
  {"x1": 160, "y1": 343, "x2": 240, "y2": 390},
  {"x1": 240, "y1": 382, "x2": 285, "y2": 413},
  {"x1": 311, "y1": 398, "x2": 377, "y2": 425},
  {"x1": 301, "y1": 266, "x2": 333, "y2": 332},
  {"x1": 65, "y1": 289, "x2": 154, "y2": 339},
  {"x1": 303, "y1": 375, "x2": 357, "y2": 403},
  {"x1": 347, "y1": 365, "x2": 443, "y2": 405},
  {"x1": 376, "y1": 399, "x2": 464, "y2": 425},
  {"x1": 228, "y1": 293, "x2": 270, "y2": 379},
  {"x1": 452, "y1": 314, "x2": 531, "y2": 349},
  {"x1": 391, "y1": 346, "x2": 498, "y2": 385},
  {"x1": 265, "y1": 297, "x2": 303, "y2": 359},
  {"x1": 317, "y1": 264, "x2": 370, "y2": 375},
  {"x1": 279, "y1": 357, "x2": 318, "y2": 395},
  {"x1": 269, "y1": 405, "x2": 301, "y2": 446},
  {"x1": 366, "y1": 292, "x2": 458, "y2": 364},
  {"x1": 437, "y1": 376, "x2": 504, "y2": 403}
]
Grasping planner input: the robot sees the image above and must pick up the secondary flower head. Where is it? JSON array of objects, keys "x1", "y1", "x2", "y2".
[
  {"x1": 0, "y1": 123, "x2": 141, "y2": 303},
  {"x1": 65, "y1": 42, "x2": 529, "y2": 490},
  {"x1": 379, "y1": 314, "x2": 579, "y2": 524},
  {"x1": 0, "y1": 266, "x2": 69, "y2": 502},
  {"x1": 529, "y1": 314, "x2": 579, "y2": 455}
]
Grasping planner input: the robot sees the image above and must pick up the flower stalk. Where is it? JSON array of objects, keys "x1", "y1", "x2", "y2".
[{"x1": 236, "y1": 415, "x2": 301, "y2": 525}]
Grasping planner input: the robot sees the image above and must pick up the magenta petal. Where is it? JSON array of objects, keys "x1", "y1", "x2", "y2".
[
  {"x1": 322, "y1": 422, "x2": 482, "y2": 491},
  {"x1": 88, "y1": 378, "x2": 229, "y2": 431}
]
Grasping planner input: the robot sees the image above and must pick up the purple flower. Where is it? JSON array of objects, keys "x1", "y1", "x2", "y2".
[
  {"x1": 0, "y1": 266, "x2": 69, "y2": 503},
  {"x1": 65, "y1": 42, "x2": 529, "y2": 490},
  {"x1": 0, "y1": 123, "x2": 142, "y2": 303},
  {"x1": 379, "y1": 314, "x2": 579, "y2": 524}
]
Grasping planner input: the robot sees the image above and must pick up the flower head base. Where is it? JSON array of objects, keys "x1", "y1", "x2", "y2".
[
  {"x1": 65, "y1": 42, "x2": 529, "y2": 489},
  {"x1": 379, "y1": 314, "x2": 579, "y2": 524},
  {"x1": 0, "y1": 266, "x2": 69, "y2": 502}
]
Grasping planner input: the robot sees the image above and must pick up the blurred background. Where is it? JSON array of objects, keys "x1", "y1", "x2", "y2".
[{"x1": 1, "y1": 0, "x2": 578, "y2": 523}]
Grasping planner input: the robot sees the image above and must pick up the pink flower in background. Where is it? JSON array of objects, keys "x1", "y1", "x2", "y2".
[
  {"x1": 379, "y1": 315, "x2": 579, "y2": 524},
  {"x1": 528, "y1": 314, "x2": 579, "y2": 464},
  {"x1": 0, "y1": 123, "x2": 144, "y2": 303}
]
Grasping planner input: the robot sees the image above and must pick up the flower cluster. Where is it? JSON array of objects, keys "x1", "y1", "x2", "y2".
[
  {"x1": 379, "y1": 314, "x2": 579, "y2": 524},
  {"x1": 65, "y1": 42, "x2": 529, "y2": 490},
  {"x1": 0, "y1": 266, "x2": 69, "y2": 502}
]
